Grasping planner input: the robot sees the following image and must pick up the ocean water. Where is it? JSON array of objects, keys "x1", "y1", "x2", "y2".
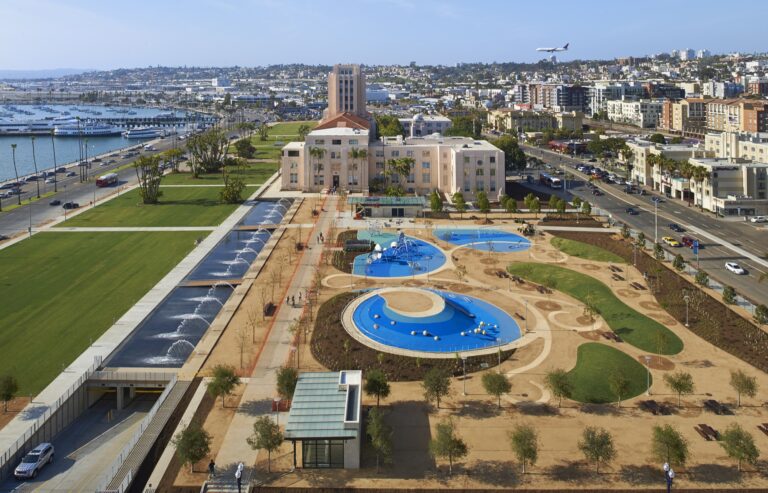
[{"x1": 0, "y1": 104, "x2": 191, "y2": 182}]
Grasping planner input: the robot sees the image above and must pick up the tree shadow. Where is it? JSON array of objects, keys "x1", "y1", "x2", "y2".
[
  {"x1": 688, "y1": 463, "x2": 742, "y2": 484},
  {"x1": 238, "y1": 398, "x2": 272, "y2": 416},
  {"x1": 469, "y1": 459, "x2": 522, "y2": 487},
  {"x1": 458, "y1": 400, "x2": 502, "y2": 419},
  {"x1": 681, "y1": 359, "x2": 715, "y2": 368},
  {"x1": 619, "y1": 464, "x2": 660, "y2": 485},
  {"x1": 548, "y1": 459, "x2": 599, "y2": 484},
  {"x1": 515, "y1": 402, "x2": 560, "y2": 416},
  {"x1": 579, "y1": 403, "x2": 622, "y2": 416}
]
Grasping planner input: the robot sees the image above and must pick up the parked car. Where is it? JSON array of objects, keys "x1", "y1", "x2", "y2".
[
  {"x1": 49, "y1": 199, "x2": 61, "y2": 206},
  {"x1": 725, "y1": 261, "x2": 746, "y2": 275},
  {"x1": 14, "y1": 443, "x2": 54, "y2": 479},
  {"x1": 0, "y1": 234, "x2": 9, "y2": 241},
  {"x1": 749, "y1": 215, "x2": 767, "y2": 223},
  {"x1": 668, "y1": 223, "x2": 685, "y2": 233},
  {"x1": 25, "y1": 175, "x2": 38, "y2": 182},
  {"x1": 56, "y1": 167, "x2": 67, "y2": 173},
  {"x1": 625, "y1": 207, "x2": 639, "y2": 215},
  {"x1": 662, "y1": 236, "x2": 681, "y2": 247},
  {"x1": 45, "y1": 178, "x2": 56, "y2": 184},
  {"x1": 62, "y1": 202, "x2": 79, "y2": 210}
]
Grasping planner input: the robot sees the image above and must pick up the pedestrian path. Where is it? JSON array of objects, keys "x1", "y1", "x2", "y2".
[
  {"x1": 45, "y1": 226, "x2": 217, "y2": 232},
  {"x1": 209, "y1": 195, "x2": 337, "y2": 485}
]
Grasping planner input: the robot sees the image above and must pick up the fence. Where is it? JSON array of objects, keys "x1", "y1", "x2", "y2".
[
  {"x1": 0, "y1": 355, "x2": 102, "y2": 481},
  {"x1": 95, "y1": 375, "x2": 178, "y2": 492}
]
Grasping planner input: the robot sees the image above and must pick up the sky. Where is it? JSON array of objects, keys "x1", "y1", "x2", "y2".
[{"x1": 0, "y1": 0, "x2": 765, "y2": 70}]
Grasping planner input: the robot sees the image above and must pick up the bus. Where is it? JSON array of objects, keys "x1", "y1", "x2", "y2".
[
  {"x1": 96, "y1": 173, "x2": 118, "y2": 187},
  {"x1": 539, "y1": 172, "x2": 562, "y2": 189}
]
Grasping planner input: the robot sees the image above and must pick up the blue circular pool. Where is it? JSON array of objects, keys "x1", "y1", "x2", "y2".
[
  {"x1": 352, "y1": 233, "x2": 446, "y2": 278},
  {"x1": 349, "y1": 288, "x2": 521, "y2": 353},
  {"x1": 434, "y1": 228, "x2": 531, "y2": 252}
]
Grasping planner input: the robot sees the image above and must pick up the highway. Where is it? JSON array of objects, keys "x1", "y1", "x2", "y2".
[{"x1": 522, "y1": 145, "x2": 768, "y2": 307}]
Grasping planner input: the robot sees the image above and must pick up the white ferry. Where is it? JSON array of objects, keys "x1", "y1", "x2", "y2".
[
  {"x1": 123, "y1": 127, "x2": 164, "y2": 139},
  {"x1": 54, "y1": 123, "x2": 123, "y2": 136}
]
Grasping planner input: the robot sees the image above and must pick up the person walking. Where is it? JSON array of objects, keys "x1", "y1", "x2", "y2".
[
  {"x1": 235, "y1": 462, "x2": 243, "y2": 493},
  {"x1": 298, "y1": 291, "x2": 302, "y2": 302},
  {"x1": 208, "y1": 459, "x2": 215, "y2": 478},
  {"x1": 291, "y1": 295, "x2": 295, "y2": 306}
]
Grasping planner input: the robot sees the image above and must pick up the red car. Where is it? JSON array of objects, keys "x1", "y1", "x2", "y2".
[{"x1": 681, "y1": 236, "x2": 700, "y2": 249}]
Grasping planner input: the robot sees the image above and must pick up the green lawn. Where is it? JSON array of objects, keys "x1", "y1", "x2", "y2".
[
  {"x1": 568, "y1": 343, "x2": 650, "y2": 404},
  {"x1": 551, "y1": 237, "x2": 626, "y2": 263},
  {"x1": 507, "y1": 263, "x2": 683, "y2": 354},
  {"x1": 57, "y1": 186, "x2": 255, "y2": 227},
  {"x1": 268, "y1": 121, "x2": 316, "y2": 140},
  {"x1": 161, "y1": 162, "x2": 277, "y2": 185},
  {"x1": 0, "y1": 232, "x2": 202, "y2": 394}
]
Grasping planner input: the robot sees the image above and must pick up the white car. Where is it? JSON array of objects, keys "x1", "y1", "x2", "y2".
[
  {"x1": 749, "y1": 216, "x2": 767, "y2": 223},
  {"x1": 725, "y1": 262, "x2": 746, "y2": 275},
  {"x1": 14, "y1": 443, "x2": 54, "y2": 479}
]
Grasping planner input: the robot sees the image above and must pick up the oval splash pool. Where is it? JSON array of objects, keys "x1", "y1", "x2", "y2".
[{"x1": 434, "y1": 228, "x2": 530, "y2": 252}]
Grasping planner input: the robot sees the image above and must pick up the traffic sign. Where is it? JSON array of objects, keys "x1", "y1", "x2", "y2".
[{"x1": 692, "y1": 240, "x2": 699, "y2": 255}]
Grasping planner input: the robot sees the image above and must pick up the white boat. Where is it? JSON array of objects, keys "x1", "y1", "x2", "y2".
[
  {"x1": 123, "y1": 127, "x2": 164, "y2": 139},
  {"x1": 54, "y1": 123, "x2": 123, "y2": 136}
]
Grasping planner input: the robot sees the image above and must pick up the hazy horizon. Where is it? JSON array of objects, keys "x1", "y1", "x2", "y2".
[{"x1": 0, "y1": 0, "x2": 765, "y2": 71}]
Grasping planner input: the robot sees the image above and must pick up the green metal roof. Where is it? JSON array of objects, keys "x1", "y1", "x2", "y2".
[
  {"x1": 284, "y1": 372, "x2": 359, "y2": 440},
  {"x1": 348, "y1": 196, "x2": 426, "y2": 206}
]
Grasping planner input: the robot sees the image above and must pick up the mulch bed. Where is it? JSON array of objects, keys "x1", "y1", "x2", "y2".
[
  {"x1": 539, "y1": 215, "x2": 605, "y2": 228},
  {"x1": 638, "y1": 355, "x2": 676, "y2": 371},
  {"x1": 331, "y1": 230, "x2": 368, "y2": 274},
  {"x1": 310, "y1": 292, "x2": 515, "y2": 381},
  {"x1": 549, "y1": 231, "x2": 768, "y2": 373}
]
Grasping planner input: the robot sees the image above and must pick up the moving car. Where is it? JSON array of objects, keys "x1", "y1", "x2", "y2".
[
  {"x1": 668, "y1": 223, "x2": 685, "y2": 232},
  {"x1": 625, "y1": 207, "x2": 639, "y2": 215},
  {"x1": 725, "y1": 262, "x2": 746, "y2": 275},
  {"x1": 62, "y1": 202, "x2": 79, "y2": 210},
  {"x1": 662, "y1": 236, "x2": 681, "y2": 247},
  {"x1": 14, "y1": 443, "x2": 54, "y2": 479},
  {"x1": 651, "y1": 196, "x2": 662, "y2": 203},
  {"x1": 749, "y1": 216, "x2": 767, "y2": 223},
  {"x1": 45, "y1": 178, "x2": 56, "y2": 184},
  {"x1": 49, "y1": 199, "x2": 61, "y2": 206},
  {"x1": 66, "y1": 171, "x2": 77, "y2": 177},
  {"x1": 681, "y1": 236, "x2": 700, "y2": 248},
  {"x1": 56, "y1": 167, "x2": 67, "y2": 173}
]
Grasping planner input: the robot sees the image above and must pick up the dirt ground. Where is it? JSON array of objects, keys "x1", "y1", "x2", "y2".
[{"x1": 178, "y1": 211, "x2": 768, "y2": 490}]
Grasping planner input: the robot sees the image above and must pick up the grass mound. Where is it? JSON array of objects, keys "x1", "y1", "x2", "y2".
[
  {"x1": 508, "y1": 262, "x2": 683, "y2": 355},
  {"x1": 551, "y1": 237, "x2": 625, "y2": 263},
  {"x1": 568, "y1": 343, "x2": 650, "y2": 404}
]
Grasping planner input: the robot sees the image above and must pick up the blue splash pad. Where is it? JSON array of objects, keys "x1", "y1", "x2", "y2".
[
  {"x1": 352, "y1": 236, "x2": 446, "y2": 278},
  {"x1": 351, "y1": 289, "x2": 520, "y2": 353},
  {"x1": 434, "y1": 228, "x2": 531, "y2": 252}
]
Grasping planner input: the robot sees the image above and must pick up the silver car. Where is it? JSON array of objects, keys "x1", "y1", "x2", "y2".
[{"x1": 14, "y1": 443, "x2": 54, "y2": 479}]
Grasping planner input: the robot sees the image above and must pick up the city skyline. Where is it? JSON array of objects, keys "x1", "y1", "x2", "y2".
[{"x1": 0, "y1": 0, "x2": 765, "y2": 71}]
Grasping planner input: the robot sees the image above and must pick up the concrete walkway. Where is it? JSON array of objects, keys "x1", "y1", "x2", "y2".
[
  {"x1": 46, "y1": 226, "x2": 217, "y2": 232},
  {"x1": 210, "y1": 195, "x2": 338, "y2": 485}
]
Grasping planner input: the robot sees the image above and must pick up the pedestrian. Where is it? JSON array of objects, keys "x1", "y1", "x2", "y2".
[
  {"x1": 235, "y1": 465, "x2": 242, "y2": 493},
  {"x1": 291, "y1": 295, "x2": 295, "y2": 306},
  {"x1": 286, "y1": 295, "x2": 290, "y2": 305},
  {"x1": 208, "y1": 459, "x2": 215, "y2": 477},
  {"x1": 298, "y1": 292, "x2": 302, "y2": 302}
]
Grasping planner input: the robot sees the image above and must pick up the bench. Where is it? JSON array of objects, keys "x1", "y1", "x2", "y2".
[
  {"x1": 694, "y1": 426, "x2": 711, "y2": 441},
  {"x1": 263, "y1": 302, "x2": 276, "y2": 317}
]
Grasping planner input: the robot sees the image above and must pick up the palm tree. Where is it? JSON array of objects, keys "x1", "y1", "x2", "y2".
[
  {"x1": 50, "y1": 130, "x2": 58, "y2": 193},
  {"x1": 10, "y1": 144, "x2": 21, "y2": 205},
  {"x1": 308, "y1": 146, "x2": 326, "y2": 178},
  {"x1": 30, "y1": 137, "x2": 40, "y2": 199}
]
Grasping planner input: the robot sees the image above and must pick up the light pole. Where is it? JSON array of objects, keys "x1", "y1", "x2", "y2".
[
  {"x1": 50, "y1": 130, "x2": 58, "y2": 192},
  {"x1": 274, "y1": 397, "x2": 282, "y2": 426},
  {"x1": 496, "y1": 338, "x2": 502, "y2": 367},
  {"x1": 524, "y1": 300, "x2": 528, "y2": 333},
  {"x1": 683, "y1": 295, "x2": 690, "y2": 327},
  {"x1": 30, "y1": 137, "x2": 40, "y2": 199},
  {"x1": 462, "y1": 356, "x2": 467, "y2": 395},
  {"x1": 644, "y1": 355, "x2": 652, "y2": 395},
  {"x1": 10, "y1": 144, "x2": 21, "y2": 205},
  {"x1": 654, "y1": 199, "x2": 658, "y2": 244}
]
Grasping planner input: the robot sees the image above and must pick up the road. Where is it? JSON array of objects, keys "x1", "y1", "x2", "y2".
[{"x1": 522, "y1": 145, "x2": 768, "y2": 307}]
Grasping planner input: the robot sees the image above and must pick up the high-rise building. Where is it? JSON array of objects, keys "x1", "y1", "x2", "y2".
[{"x1": 324, "y1": 64, "x2": 368, "y2": 122}]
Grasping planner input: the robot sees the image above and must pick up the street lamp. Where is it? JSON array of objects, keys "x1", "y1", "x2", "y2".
[
  {"x1": 524, "y1": 300, "x2": 528, "y2": 333},
  {"x1": 461, "y1": 356, "x2": 467, "y2": 395},
  {"x1": 496, "y1": 338, "x2": 502, "y2": 367},
  {"x1": 654, "y1": 199, "x2": 658, "y2": 244},
  {"x1": 274, "y1": 397, "x2": 282, "y2": 426},
  {"x1": 683, "y1": 295, "x2": 690, "y2": 327},
  {"x1": 644, "y1": 355, "x2": 652, "y2": 395}
]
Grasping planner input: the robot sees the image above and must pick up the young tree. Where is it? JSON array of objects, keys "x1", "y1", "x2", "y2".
[
  {"x1": 207, "y1": 365, "x2": 241, "y2": 408},
  {"x1": 172, "y1": 422, "x2": 211, "y2": 473},
  {"x1": 364, "y1": 368, "x2": 391, "y2": 407},
  {"x1": 654, "y1": 242, "x2": 665, "y2": 260},
  {"x1": 0, "y1": 375, "x2": 18, "y2": 413},
  {"x1": 729, "y1": 370, "x2": 758, "y2": 407},
  {"x1": 722, "y1": 285, "x2": 737, "y2": 305},
  {"x1": 476, "y1": 191, "x2": 491, "y2": 221},
  {"x1": 636, "y1": 231, "x2": 646, "y2": 249},
  {"x1": 530, "y1": 197, "x2": 541, "y2": 218},
  {"x1": 220, "y1": 176, "x2": 246, "y2": 203},
  {"x1": 246, "y1": 416, "x2": 283, "y2": 473},
  {"x1": 163, "y1": 147, "x2": 185, "y2": 172},
  {"x1": 234, "y1": 138, "x2": 256, "y2": 159},
  {"x1": 366, "y1": 407, "x2": 393, "y2": 472},
  {"x1": 578, "y1": 426, "x2": 616, "y2": 473},
  {"x1": 429, "y1": 190, "x2": 444, "y2": 214},
  {"x1": 544, "y1": 368, "x2": 573, "y2": 408},
  {"x1": 429, "y1": 418, "x2": 468, "y2": 476},
  {"x1": 695, "y1": 270, "x2": 709, "y2": 288},
  {"x1": 186, "y1": 129, "x2": 229, "y2": 174},
  {"x1": 423, "y1": 367, "x2": 451, "y2": 409},
  {"x1": 548, "y1": 193, "x2": 559, "y2": 211},
  {"x1": 581, "y1": 200, "x2": 592, "y2": 216},
  {"x1": 621, "y1": 223, "x2": 631, "y2": 240},
  {"x1": 509, "y1": 424, "x2": 539, "y2": 474},
  {"x1": 297, "y1": 124, "x2": 312, "y2": 141},
  {"x1": 651, "y1": 424, "x2": 689, "y2": 467},
  {"x1": 720, "y1": 423, "x2": 760, "y2": 472},
  {"x1": 556, "y1": 198, "x2": 567, "y2": 215},
  {"x1": 754, "y1": 304, "x2": 768, "y2": 325},
  {"x1": 276, "y1": 366, "x2": 299, "y2": 400},
  {"x1": 505, "y1": 197, "x2": 518, "y2": 217},
  {"x1": 664, "y1": 371, "x2": 695, "y2": 407},
  {"x1": 608, "y1": 369, "x2": 630, "y2": 408},
  {"x1": 481, "y1": 372, "x2": 511, "y2": 408},
  {"x1": 453, "y1": 192, "x2": 467, "y2": 219},
  {"x1": 133, "y1": 154, "x2": 163, "y2": 204},
  {"x1": 672, "y1": 254, "x2": 686, "y2": 272}
]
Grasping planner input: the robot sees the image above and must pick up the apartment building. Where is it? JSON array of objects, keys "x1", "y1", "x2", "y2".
[
  {"x1": 625, "y1": 140, "x2": 704, "y2": 186},
  {"x1": 688, "y1": 157, "x2": 768, "y2": 215},
  {"x1": 705, "y1": 131, "x2": 768, "y2": 162},
  {"x1": 659, "y1": 98, "x2": 707, "y2": 137},
  {"x1": 399, "y1": 114, "x2": 452, "y2": 137},
  {"x1": 606, "y1": 99, "x2": 664, "y2": 128},
  {"x1": 701, "y1": 81, "x2": 743, "y2": 99},
  {"x1": 706, "y1": 99, "x2": 768, "y2": 133},
  {"x1": 526, "y1": 83, "x2": 587, "y2": 112}
]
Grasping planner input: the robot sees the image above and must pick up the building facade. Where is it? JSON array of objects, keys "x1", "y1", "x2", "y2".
[
  {"x1": 399, "y1": 114, "x2": 452, "y2": 137},
  {"x1": 606, "y1": 99, "x2": 664, "y2": 128},
  {"x1": 705, "y1": 131, "x2": 768, "y2": 162},
  {"x1": 688, "y1": 157, "x2": 768, "y2": 215}
]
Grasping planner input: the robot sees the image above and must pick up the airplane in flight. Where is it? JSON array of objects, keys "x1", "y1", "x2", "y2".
[{"x1": 536, "y1": 43, "x2": 569, "y2": 53}]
